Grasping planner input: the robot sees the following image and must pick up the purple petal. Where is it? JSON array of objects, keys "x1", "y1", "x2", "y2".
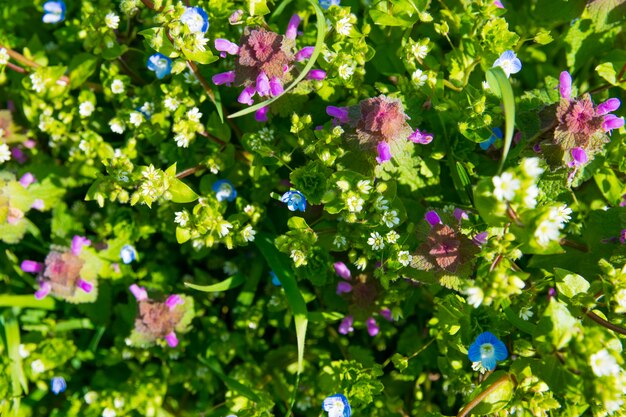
[
  {"x1": 71, "y1": 235, "x2": 91, "y2": 255},
  {"x1": 454, "y1": 208, "x2": 468, "y2": 222},
  {"x1": 212, "y1": 71, "x2": 236, "y2": 86},
  {"x1": 255, "y1": 106, "x2": 269, "y2": 122},
  {"x1": 21, "y1": 260, "x2": 44, "y2": 274},
  {"x1": 214, "y1": 38, "x2": 239, "y2": 55},
  {"x1": 425, "y1": 210, "x2": 441, "y2": 226},
  {"x1": 380, "y1": 308, "x2": 393, "y2": 321},
  {"x1": 165, "y1": 294, "x2": 184, "y2": 310},
  {"x1": 570, "y1": 147, "x2": 588, "y2": 166},
  {"x1": 285, "y1": 14, "x2": 300, "y2": 39},
  {"x1": 338, "y1": 316, "x2": 354, "y2": 334},
  {"x1": 256, "y1": 72, "x2": 271, "y2": 97},
  {"x1": 237, "y1": 84, "x2": 256, "y2": 105},
  {"x1": 603, "y1": 114, "x2": 625, "y2": 132},
  {"x1": 472, "y1": 231, "x2": 489, "y2": 246},
  {"x1": 165, "y1": 331, "x2": 179, "y2": 347},
  {"x1": 333, "y1": 262, "x2": 351, "y2": 280},
  {"x1": 366, "y1": 317, "x2": 379, "y2": 337},
  {"x1": 129, "y1": 284, "x2": 148, "y2": 301},
  {"x1": 336, "y1": 281, "x2": 353, "y2": 295},
  {"x1": 307, "y1": 69, "x2": 326, "y2": 80},
  {"x1": 326, "y1": 106, "x2": 349, "y2": 123},
  {"x1": 19, "y1": 173, "x2": 36, "y2": 188},
  {"x1": 408, "y1": 129, "x2": 433, "y2": 144},
  {"x1": 376, "y1": 141, "x2": 392, "y2": 164},
  {"x1": 31, "y1": 199, "x2": 45, "y2": 211},
  {"x1": 77, "y1": 279, "x2": 93, "y2": 293},
  {"x1": 559, "y1": 71, "x2": 572, "y2": 100},
  {"x1": 35, "y1": 281, "x2": 51, "y2": 299},
  {"x1": 596, "y1": 98, "x2": 620, "y2": 116},
  {"x1": 295, "y1": 46, "x2": 315, "y2": 62},
  {"x1": 269, "y1": 77, "x2": 284, "y2": 96},
  {"x1": 493, "y1": 0, "x2": 504, "y2": 7},
  {"x1": 11, "y1": 148, "x2": 28, "y2": 164}
]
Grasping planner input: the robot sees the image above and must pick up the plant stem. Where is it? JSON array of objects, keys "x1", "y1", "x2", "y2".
[
  {"x1": 0, "y1": 43, "x2": 70, "y2": 84},
  {"x1": 457, "y1": 373, "x2": 514, "y2": 417},
  {"x1": 584, "y1": 309, "x2": 626, "y2": 336}
]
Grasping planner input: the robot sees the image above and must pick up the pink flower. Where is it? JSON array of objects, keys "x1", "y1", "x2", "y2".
[
  {"x1": 214, "y1": 38, "x2": 239, "y2": 55},
  {"x1": 472, "y1": 231, "x2": 489, "y2": 246},
  {"x1": 35, "y1": 281, "x2": 51, "y2": 300},
  {"x1": 285, "y1": 14, "x2": 300, "y2": 40},
  {"x1": 338, "y1": 316, "x2": 354, "y2": 334},
  {"x1": 408, "y1": 129, "x2": 433, "y2": 144},
  {"x1": 255, "y1": 106, "x2": 269, "y2": 122},
  {"x1": 212, "y1": 71, "x2": 236, "y2": 86},
  {"x1": 19, "y1": 173, "x2": 36, "y2": 188},
  {"x1": 568, "y1": 147, "x2": 588, "y2": 167},
  {"x1": 32, "y1": 199, "x2": 45, "y2": 211},
  {"x1": 366, "y1": 317, "x2": 379, "y2": 337},
  {"x1": 376, "y1": 142, "x2": 392, "y2": 164},
  {"x1": 71, "y1": 235, "x2": 91, "y2": 256},
  {"x1": 559, "y1": 71, "x2": 572, "y2": 100},
  {"x1": 165, "y1": 331, "x2": 179, "y2": 347},
  {"x1": 307, "y1": 69, "x2": 326, "y2": 80},
  {"x1": 380, "y1": 307, "x2": 393, "y2": 321},
  {"x1": 256, "y1": 72, "x2": 271, "y2": 96},
  {"x1": 237, "y1": 84, "x2": 256, "y2": 105},
  {"x1": 129, "y1": 284, "x2": 148, "y2": 301},
  {"x1": 165, "y1": 294, "x2": 184, "y2": 310},
  {"x1": 326, "y1": 106, "x2": 349, "y2": 124},
  {"x1": 295, "y1": 46, "x2": 314, "y2": 62},
  {"x1": 21, "y1": 260, "x2": 44, "y2": 273},
  {"x1": 76, "y1": 278, "x2": 93, "y2": 293},
  {"x1": 269, "y1": 77, "x2": 284, "y2": 96},
  {"x1": 596, "y1": 98, "x2": 621, "y2": 116},
  {"x1": 336, "y1": 281, "x2": 353, "y2": 295},
  {"x1": 333, "y1": 262, "x2": 351, "y2": 280},
  {"x1": 603, "y1": 114, "x2": 624, "y2": 132}
]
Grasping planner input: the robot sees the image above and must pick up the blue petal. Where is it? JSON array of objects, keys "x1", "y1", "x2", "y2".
[
  {"x1": 43, "y1": 12, "x2": 63, "y2": 23},
  {"x1": 479, "y1": 136, "x2": 496, "y2": 150},
  {"x1": 475, "y1": 331, "x2": 498, "y2": 346},
  {"x1": 500, "y1": 50, "x2": 516, "y2": 61},
  {"x1": 509, "y1": 58, "x2": 522, "y2": 74},
  {"x1": 482, "y1": 355, "x2": 497, "y2": 371},
  {"x1": 492, "y1": 127, "x2": 503, "y2": 138},
  {"x1": 468, "y1": 341, "x2": 482, "y2": 362},
  {"x1": 493, "y1": 339, "x2": 508, "y2": 361},
  {"x1": 43, "y1": 1, "x2": 64, "y2": 14}
]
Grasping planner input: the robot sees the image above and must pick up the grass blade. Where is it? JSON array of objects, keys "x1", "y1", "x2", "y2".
[
  {"x1": 0, "y1": 316, "x2": 28, "y2": 398},
  {"x1": 184, "y1": 274, "x2": 245, "y2": 292},
  {"x1": 486, "y1": 66, "x2": 516, "y2": 174}
]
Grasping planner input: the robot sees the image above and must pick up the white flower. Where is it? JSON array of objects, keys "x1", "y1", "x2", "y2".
[
  {"x1": 291, "y1": 249, "x2": 307, "y2": 267},
  {"x1": 140, "y1": 102, "x2": 154, "y2": 116},
  {"x1": 241, "y1": 225, "x2": 256, "y2": 242},
  {"x1": 174, "y1": 133, "x2": 190, "y2": 148},
  {"x1": 84, "y1": 391, "x2": 97, "y2": 404},
  {"x1": 111, "y1": 79, "x2": 125, "y2": 94},
  {"x1": 398, "y1": 250, "x2": 412, "y2": 266},
  {"x1": 0, "y1": 48, "x2": 9, "y2": 65},
  {"x1": 411, "y1": 42, "x2": 429, "y2": 60},
  {"x1": 223, "y1": 261, "x2": 238, "y2": 275},
  {"x1": 338, "y1": 63, "x2": 355, "y2": 80},
  {"x1": 332, "y1": 125, "x2": 344, "y2": 136},
  {"x1": 109, "y1": 118, "x2": 125, "y2": 134},
  {"x1": 105, "y1": 12, "x2": 120, "y2": 29},
  {"x1": 374, "y1": 196, "x2": 389, "y2": 211},
  {"x1": 523, "y1": 184, "x2": 539, "y2": 208},
  {"x1": 243, "y1": 205, "x2": 255, "y2": 216},
  {"x1": 346, "y1": 196, "x2": 364, "y2": 213},
  {"x1": 164, "y1": 97, "x2": 179, "y2": 111},
  {"x1": 381, "y1": 210, "x2": 400, "y2": 228},
  {"x1": 535, "y1": 219, "x2": 561, "y2": 247},
  {"x1": 187, "y1": 107, "x2": 202, "y2": 123},
  {"x1": 174, "y1": 211, "x2": 189, "y2": 227},
  {"x1": 333, "y1": 235, "x2": 347, "y2": 248},
  {"x1": 129, "y1": 111, "x2": 144, "y2": 127},
  {"x1": 79, "y1": 101, "x2": 95, "y2": 117},
  {"x1": 412, "y1": 69, "x2": 428, "y2": 87},
  {"x1": 335, "y1": 16, "x2": 353, "y2": 36},
  {"x1": 590, "y1": 349, "x2": 620, "y2": 377},
  {"x1": 114, "y1": 397, "x2": 125, "y2": 409},
  {"x1": 217, "y1": 220, "x2": 232, "y2": 237},
  {"x1": 192, "y1": 34, "x2": 209, "y2": 52},
  {"x1": 336, "y1": 180, "x2": 350, "y2": 191},
  {"x1": 472, "y1": 361, "x2": 488, "y2": 374},
  {"x1": 30, "y1": 73, "x2": 45, "y2": 93},
  {"x1": 18, "y1": 344, "x2": 30, "y2": 358},
  {"x1": 519, "y1": 306, "x2": 534, "y2": 320},
  {"x1": 550, "y1": 204, "x2": 572, "y2": 225},
  {"x1": 102, "y1": 408, "x2": 117, "y2": 417},
  {"x1": 386, "y1": 230, "x2": 399, "y2": 243},
  {"x1": 521, "y1": 157, "x2": 544, "y2": 178},
  {"x1": 354, "y1": 257, "x2": 367, "y2": 270},
  {"x1": 0, "y1": 143, "x2": 11, "y2": 164},
  {"x1": 367, "y1": 232, "x2": 385, "y2": 250},
  {"x1": 357, "y1": 180, "x2": 372, "y2": 194},
  {"x1": 492, "y1": 172, "x2": 520, "y2": 202},
  {"x1": 31, "y1": 359, "x2": 45, "y2": 374},
  {"x1": 615, "y1": 288, "x2": 626, "y2": 311},
  {"x1": 465, "y1": 287, "x2": 484, "y2": 308}
]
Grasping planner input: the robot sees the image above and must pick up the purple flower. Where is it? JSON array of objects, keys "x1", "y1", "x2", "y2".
[
  {"x1": 336, "y1": 281, "x2": 353, "y2": 295},
  {"x1": 620, "y1": 229, "x2": 626, "y2": 244},
  {"x1": 11, "y1": 147, "x2": 28, "y2": 164},
  {"x1": 366, "y1": 317, "x2": 379, "y2": 337},
  {"x1": 408, "y1": 129, "x2": 433, "y2": 144},
  {"x1": 559, "y1": 71, "x2": 572, "y2": 100},
  {"x1": 425, "y1": 210, "x2": 441, "y2": 226},
  {"x1": 472, "y1": 231, "x2": 489, "y2": 247},
  {"x1": 568, "y1": 147, "x2": 588, "y2": 167},
  {"x1": 229, "y1": 9, "x2": 244, "y2": 25},
  {"x1": 35, "y1": 281, "x2": 51, "y2": 300},
  {"x1": 214, "y1": 38, "x2": 239, "y2": 56},
  {"x1": 32, "y1": 199, "x2": 45, "y2": 210},
  {"x1": 129, "y1": 284, "x2": 148, "y2": 301},
  {"x1": 326, "y1": 106, "x2": 349, "y2": 124},
  {"x1": 238, "y1": 84, "x2": 256, "y2": 105},
  {"x1": 165, "y1": 331, "x2": 179, "y2": 347},
  {"x1": 255, "y1": 106, "x2": 269, "y2": 122},
  {"x1": 493, "y1": 0, "x2": 504, "y2": 7},
  {"x1": 376, "y1": 142, "x2": 392, "y2": 164},
  {"x1": 454, "y1": 208, "x2": 468, "y2": 222},
  {"x1": 338, "y1": 316, "x2": 354, "y2": 334},
  {"x1": 602, "y1": 114, "x2": 624, "y2": 133},
  {"x1": 285, "y1": 14, "x2": 300, "y2": 40},
  {"x1": 19, "y1": 173, "x2": 36, "y2": 188},
  {"x1": 76, "y1": 278, "x2": 93, "y2": 293},
  {"x1": 256, "y1": 72, "x2": 271, "y2": 96},
  {"x1": 165, "y1": 294, "x2": 184, "y2": 310},
  {"x1": 212, "y1": 71, "x2": 236, "y2": 86},
  {"x1": 21, "y1": 260, "x2": 44, "y2": 273},
  {"x1": 333, "y1": 262, "x2": 351, "y2": 280},
  {"x1": 71, "y1": 235, "x2": 91, "y2": 256},
  {"x1": 295, "y1": 46, "x2": 315, "y2": 62},
  {"x1": 269, "y1": 77, "x2": 284, "y2": 96},
  {"x1": 548, "y1": 287, "x2": 557, "y2": 299},
  {"x1": 307, "y1": 69, "x2": 327, "y2": 80},
  {"x1": 380, "y1": 307, "x2": 393, "y2": 321},
  {"x1": 596, "y1": 98, "x2": 620, "y2": 116}
]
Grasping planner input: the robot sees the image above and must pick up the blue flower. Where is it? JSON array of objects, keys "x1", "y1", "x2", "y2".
[
  {"x1": 492, "y1": 50, "x2": 522, "y2": 78},
  {"x1": 181, "y1": 6, "x2": 209, "y2": 34},
  {"x1": 480, "y1": 127, "x2": 503, "y2": 150},
  {"x1": 270, "y1": 271, "x2": 281, "y2": 286},
  {"x1": 50, "y1": 376, "x2": 66, "y2": 395},
  {"x1": 468, "y1": 331, "x2": 508, "y2": 371},
  {"x1": 147, "y1": 53, "x2": 172, "y2": 79},
  {"x1": 280, "y1": 190, "x2": 306, "y2": 212},
  {"x1": 319, "y1": 0, "x2": 341, "y2": 9},
  {"x1": 120, "y1": 244, "x2": 137, "y2": 264},
  {"x1": 323, "y1": 394, "x2": 351, "y2": 417},
  {"x1": 212, "y1": 179, "x2": 237, "y2": 202},
  {"x1": 43, "y1": 1, "x2": 65, "y2": 24}
]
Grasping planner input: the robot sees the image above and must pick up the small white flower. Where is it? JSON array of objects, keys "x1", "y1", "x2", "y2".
[
  {"x1": 129, "y1": 111, "x2": 144, "y2": 127},
  {"x1": 163, "y1": 97, "x2": 179, "y2": 111},
  {"x1": 535, "y1": 219, "x2": 561, "y2": 247},
  {"x1": 367, "y1": 232, "x2": 385, "y2": 250},
  {"x1": 84, "y1": 391, "x2": 97, "y2": 404},
  {"x1": 30, "y1": 73, "x2": 45, "y2": 93},
  {"x1": 0, "y1": 143, "x2": 11, "y2": 164},
  {"x1": 337, "y1": 63, "x2": 355, "y2": 80},
  {"x1": 550, "y1": 204, "x2": 572, "y2": 225},
  {"x1": 332, "y1": 125, "x2": 344, "y2": 136},
  {"x1": 244, "y1": 205, "x2": 255, "y2": 216},
  {"x1": 374, "y1": 196, "x2": 389, "y2": 211},
  {"x1": 381, "y1": 210, "x2": 400, "y2": 228},
  {"x1": 523, "y1": 184, "x2": 539, "y2": 208},
  {"x1": 102, "y1": 408, "x2": 117, "y2": 417},
  {"x1": 241, "y1": 225, "x2": 256, "y2": 242},
  {"x1": 335, "y1": 16, "x2": 353, "y2": 36},
  {"x1": 386, "y1": 230, "x2": 399, "y2": 243},
  {"x1": 336, "y1": 180, "x2": 350, "y2": 191},
  {"x1": 590, "y1": 349, "x2": 620, "y2": 377},
  {"x1": 18, "y1": 344, "x2": 30, "y2": 358},
  {"x1": 174, "y1": 133, "x2": 190, "y2": 148},
  {"x1": 615, "y1": 288, "x2": 626, "y2": 311},
  {"x1": 354, "y1": 257, "x2": 367, "y2": 270},
  {"x1": 174, "y1": 211, "x2": 189, "y2": 227},
  {"x1": 114, "y1": 397, "x2": 125, "y2": 409},
  {"x1": 105, "y1": 12, "x2": 120, "y2": 29},
  {"x1": 223, "y1": 261, "x2": 238, "y2": 275},
  {"x1": 465, "y1": 287, "x2": 484, "y2": 308},
  {"x1": 492, "y1": 172, "x2": 520, "y2": 202},
  {"x1": 31, "y1": 359, "x2": 45, "y2": 374},
  {"x1": 346, "y1": 195, "x2": 364, "y2": 213},
  {"x1": 521, "y1": 157, "x2": 544, "y2": 178},
  {"x1": 519, "y1": 306, "x2": 534, "y2": 320},
  {"x1": 0, "y1": 48, "x2": 9, "y2": 65},
  {"x1": 192, "y1": 33, "x2": 209, "y2": 52},
  {"x1": 471, "y1": 361, "x2": 488, "y2": 374},
  {"x1": 217, "y1": 220, "x2": 233, "y2": 237},
  {"x1": 79, "y1": 101, "x2": 95, "y2": 117},
  {"x1": 109, "y1": 118, "x2": 125, "y2": 134},
  {"x1": 291, "y1": 249, "x2": 307, "y2": 267},
  {"x1": 412, "y1": 69, "x2": 428, "y2": 87},
  {"x1": 79, "y1": 140, "x2": 90, "y2": 152},
  {"x1": 411, "y1": 42, "x2": 429, "y2": 60},
  {"x1": 187, "y1": 107, "x2": 202, "y2": 123},
  {"x1": 333, "y1": 235, "x2": 347, "y2": 248},
  {"x1": 357, "y1": 180, "x2": 372, "y2": 194},
  {"x1": 111, "y1": 79, "x2": 125, "y2": 94},
  {"x1": 398, "y1": 250, "x2": 412, "y2": 266}
]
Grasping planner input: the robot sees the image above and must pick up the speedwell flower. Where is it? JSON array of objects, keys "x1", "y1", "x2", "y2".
[
  {"x1": 323, "y1": 393, "x2": 351, "y2": 417},
  {"x1": 147, "y1": 53, "x2": 172, "y2": 79},
  {"x1": 120, "y1": 244, "x2": 137, "y2": 264},
  {"x1": 180, "y1": 6, "x2": 209, "y2": 34},
  {"x1": 51, "y1": 377, "x2": 67, "y2": 395},
  {"x1": 468, "y1": 331, "x2": 508, "y2": 371},
  {"x1": 492, "y1": 50, "x2": 521, "y2": 78},
  {"x1": 43, "y1": 1, "x2": 65, "y2": 24},
  {"x1": 281, "y1": 190, "x2": 307, "y2": 212},
  {"x1": 212, "y1": 179, "x2": 237, "y2": 202},
  {"x1": 319, "y1": 0, "x2": 341, "y2": 9}
]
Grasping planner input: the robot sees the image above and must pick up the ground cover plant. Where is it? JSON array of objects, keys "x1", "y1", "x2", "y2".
[{"x1": 1, "y1": 0, "x2": 626, "y2": 416}]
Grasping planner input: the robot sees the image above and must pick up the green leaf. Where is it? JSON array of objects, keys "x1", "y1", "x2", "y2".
[
  {"x1": 176, "y1": 227, "x2": 191, "y2": 244},
  {"x1": 68, "y1": 54, "x2": 98, "y2": 89},
  {"x1": 200, "y1": 356, "x2": 265, "y2": 404},
  {"x1": 185, "y1": 274, "x2": 245, "y2": 292},
  {"x1": 169, "y1": 178, "x2": 199, "y2": 203},
  {"x1": 539, "y1": 299, "x2": 578, "y2": 349},
  {"x1": 0, "y1": 295, "x2": 56, "y2": 310},
  {"x1": 594, "y1": 165, "x2": 625, "y2": 204},
  {"x1": 486, "y1": 66, "x2": 515, "y2": 174},
  {"x1": 0, "y1": 316, "x2": 29, "y2": 397},
  {"x1": 248, "y1": 0, "x2": 270, "y2": 16},
  {"x1": 554, "y1": 268, "x2": 590, "y2": 299},
  {"x1": 228, "y1": 0, "x2": 327, "y2": 118},
  {"x1": 183, "y1": 49, "x2": 218, "y2": 65}
]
